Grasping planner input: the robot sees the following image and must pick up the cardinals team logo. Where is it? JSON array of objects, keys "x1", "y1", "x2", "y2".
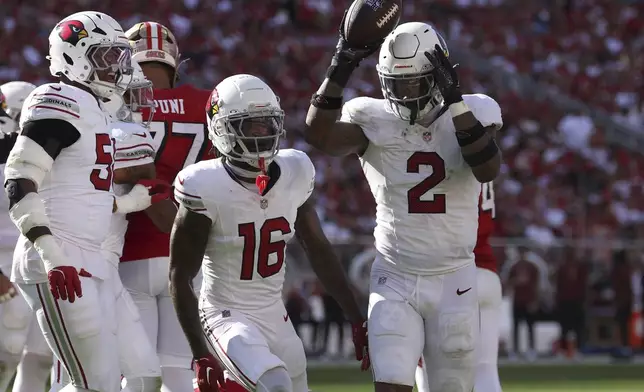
[
  {"x1": 57, "y1": 20, "x2": 89, "y2": 46},
  {"x1": 0, "y1": 91, "x2": 6, "y2": 111},
  {"x1": 207, "y1": 88, "x2": 220, "y2": 117}
]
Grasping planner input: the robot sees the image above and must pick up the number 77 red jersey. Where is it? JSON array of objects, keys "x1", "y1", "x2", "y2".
[{"x1": 121, "y1": 84, "x2": 216, "y2": 262}]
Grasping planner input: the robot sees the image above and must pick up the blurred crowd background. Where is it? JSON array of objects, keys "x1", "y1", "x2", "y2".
[{"x1": 2, "y1": 0, "x2": 644, "y2": 362}]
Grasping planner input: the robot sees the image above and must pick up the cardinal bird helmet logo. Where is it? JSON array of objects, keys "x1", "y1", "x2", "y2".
[{"x1": 57, "y1": 20, "x2": 89, "y2": 46}]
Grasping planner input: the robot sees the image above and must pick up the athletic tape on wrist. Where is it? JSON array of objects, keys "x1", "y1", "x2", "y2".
[
  {"x1": 9, "y1": 192, "x2": 51, "y2": 236},
  {"x1": 449, "y1": 101, "x2": 470, "y2": 118},
  {"x1": 115, "y1": 184, "x2": 152, "y2": 213},
  {"x1": 33, "y1": 234, "x2": 67, "y2": 272}
]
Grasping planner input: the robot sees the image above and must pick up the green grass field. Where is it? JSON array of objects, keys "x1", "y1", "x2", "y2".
[
  {"x1": 306, "y1": 363, "x2": 644, "y2": 392},
  {"x1": 7, "y1": 362, "x2": 644, "y2": 391}
]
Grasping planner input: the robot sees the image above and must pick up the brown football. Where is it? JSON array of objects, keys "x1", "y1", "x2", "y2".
[{"x1": 342, "y1": 0, "x2": 402, "y2": 47}]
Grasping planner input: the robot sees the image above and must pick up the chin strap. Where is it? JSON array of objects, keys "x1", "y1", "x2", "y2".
[{"x1": 255, "y1": 157, "x2": 270, "y2": 195}]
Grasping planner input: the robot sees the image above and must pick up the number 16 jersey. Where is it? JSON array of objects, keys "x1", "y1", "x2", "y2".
[
  {"x1": 121, "y1": 84, "x2": 215, "y2": 262},
  {"x1": 173, "y1": 149, "x2": 315, "y2": 310},
  {"x1": 341, "y1": 94, "x2": 502, "y2": 275}
]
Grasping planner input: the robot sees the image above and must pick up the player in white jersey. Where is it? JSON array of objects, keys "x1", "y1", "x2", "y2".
[
  {"x1": 3, "y1": 11, "x2": 165, "y2": 392},
  {"x1": 49, "y1": 67, "x2": 169, "y2": 392},
  {"x1": 0, "y1": 81, "x2": 54, "y2": 392},
  {"x1": 169, "y1": 74, "x2": 367, "y2": 392},
  {"x1": 304, "y1": 21, "x2": 503, "y2": 392}
]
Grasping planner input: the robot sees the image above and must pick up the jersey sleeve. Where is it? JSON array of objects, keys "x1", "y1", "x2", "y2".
[
  {"x1": 463, "y1": 94, "x2": 503, "y2": 131},
  {"x1": 20, "y1": 83, "x2": 82, "y2": 125},
  {"x1": 174, "y1": 165, "x2": 213, "y2": 220},
  {"x1": 295, "y1": 150, "x2": 315, "y2": 207},
  {"x1": 111, "y1": 122, "x2": 155, "y2": 170},
  {"x1": 341, "y1": 97, "x2": 392, "y2": 147}
]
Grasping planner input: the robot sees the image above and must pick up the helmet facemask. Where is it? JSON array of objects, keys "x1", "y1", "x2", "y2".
[
  {"x1": 378, "y1": 70, "x2": 443, "y2": 124},
  {"x1": 219, "y1": 109, "x2": 285, "y2": 168},
  {"x1": 86, "y1": 44, "x2": 134, "y2": 96},
  {"x1": 123, "y1": 79, "x2": 155, "y2": 126}
]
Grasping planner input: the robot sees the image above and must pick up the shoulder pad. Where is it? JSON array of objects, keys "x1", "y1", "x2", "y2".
[
  {"x1": 279, "y1": 149, "x2": 315, "y2": 206},
  {"x1": 20, "y1": 84, "x2": 88, "y2": 125},
  {"x1": 341, "y1": 97, "x2": 398, "y2": 147},
  {"x1": 340, "y1": 97, "x2": 384, "y2": 126},
  {"x1": 174, "y1": 163, "x2": 208, "y2": 214},
  {"x1": 112, "y1": 122, "x2": 155, "y2": 167},
  {"x1": 463, "y1": 94, "x2": 503, "y2": 131}
]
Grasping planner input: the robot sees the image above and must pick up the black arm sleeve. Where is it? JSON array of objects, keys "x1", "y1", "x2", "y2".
[
  {"x1": 0, "y1": 133, "x2": 18, "y2": 164},
  {"x1": 21, "y1": 119, "x2": 81, "y2": 160}
]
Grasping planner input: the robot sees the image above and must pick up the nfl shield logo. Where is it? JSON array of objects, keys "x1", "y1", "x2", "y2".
[
  {"x1": 423, "y1": 132, "x2": 432, "y2": 142},
  {"x1": 260, "y1": 199, "x2": 268, "y2": 209}
]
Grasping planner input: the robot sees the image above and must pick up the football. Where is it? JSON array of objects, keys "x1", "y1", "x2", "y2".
[{"x1": 342, "y1": 0, "x2": 402, "y2": 47}]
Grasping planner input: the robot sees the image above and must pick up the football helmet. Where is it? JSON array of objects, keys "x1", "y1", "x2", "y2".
[
  {"x1": 48, "y1": 11, "x2": 134, "y2": 99},
  {"x1": 377, "y1": 22, "x2": 449, "y2": 123},
  {"x1": 0, "y1": 81, "x2": 37, "y2": 133},
  {"x1": 125, "y1": 22, "x2": 180, "y2": 71},
  {"x1": 206, "y1": 74, "x2": 285, "y2": 168},
  {"x1": 103, "y1": 62, "x2": 154, "y2": 126}
]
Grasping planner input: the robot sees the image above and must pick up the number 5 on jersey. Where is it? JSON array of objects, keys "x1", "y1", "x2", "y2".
[{"x1": 238, "y1": 217, "x2": 291, "y2": 280}]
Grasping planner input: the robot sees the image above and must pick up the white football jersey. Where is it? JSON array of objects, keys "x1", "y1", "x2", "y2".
[
  {"x1": 174, "y1": 149, "x2": 315, "y2": 310},
  {"x1": 0, "y1": 162, "x2": 18, "y2": 272},
  {"x1": 101, "y1": 122, "x2": 154, "y2": 263},
  {"x1": 10, "y1": 82, "x2": 115, "y2": 283},
  {"x1": 341, "y1": 94, "x2": 503, "y2": 275}
]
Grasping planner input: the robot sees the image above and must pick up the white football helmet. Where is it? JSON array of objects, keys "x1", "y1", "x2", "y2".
[
  {"x1": 0, "y1": 81, "x2": 37, "y2": 133},
  {"x1": 125, "y1": 22, "x2": 180, "y2": 77},
  {"x1": 206, "y1": 74, "x2": 285, "y2": 168},
  {"x1": 103, "y1": 62, "x2": 154, "y2": 126},
  {"x1": 377, "y1": 22, "x2": 450, "y2": 123},
  {"x1": 48, "y1": 11, "x2": 134, "y2": 99}
]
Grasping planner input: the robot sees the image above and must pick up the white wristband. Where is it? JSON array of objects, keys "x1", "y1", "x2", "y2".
[
  {"x1": 449, "y1": 101, "x2": 471, "y2": 118},
  {"x1": 114, "y1": 184, "x2": 151, "y2": 214},
  {"x1": 33, "y1": 234, "x2": 66, "y2": 272}
]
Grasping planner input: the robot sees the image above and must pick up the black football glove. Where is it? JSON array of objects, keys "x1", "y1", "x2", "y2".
[
  {"x1": 327, "y1": 11, "x2": 383, "y2": 87},
  {"x1": 424, "y1": 44, "x2": 463, "y2": 106}
]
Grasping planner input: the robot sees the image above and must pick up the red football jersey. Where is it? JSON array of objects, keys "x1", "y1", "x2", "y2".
[
  {"x1": 475, "y1": 181, "x2": 497, "y2": 272},
  {"x1": 121, "y1": 84, "x2": 215, "y2": 262}
]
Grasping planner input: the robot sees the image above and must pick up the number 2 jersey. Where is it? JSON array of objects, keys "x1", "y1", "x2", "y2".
[
  {"x1": 9, "y1": 82, "x2": 115, "y2": 283},
  {"x1": 341, "y1": 94, "x2": 502, "y2": 275},
  {"x1": 173, "y1": 149, "x2": 315, "y2": 311},
  {"x1": 121, "y1": 84, "x2": 215, "y2": 262}
]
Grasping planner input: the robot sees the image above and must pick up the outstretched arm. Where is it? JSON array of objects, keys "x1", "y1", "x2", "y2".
[
  {"x1": 169, "y1": 205, "x2": 211, "y2": 358},
  {"x1": 294, "y1": 197, "x2": 363, "y2": 322},
  {"x1": 304, "y1": 79, "x2": 369, "y2": 157}
]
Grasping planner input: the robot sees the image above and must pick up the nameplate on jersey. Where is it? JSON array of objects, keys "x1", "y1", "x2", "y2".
[
  {"x1": 114, "y1": 145, "x2": 154, "y2": 162},
  {"x1": 153, "y1": 99, "x2": 185, "y2": 115},
  {"x1": 32, "y1": 95, "x2": 80, "y2": 114}
]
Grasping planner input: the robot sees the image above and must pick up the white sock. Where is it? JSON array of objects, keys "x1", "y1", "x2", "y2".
[{"x1": 160, "y1": 367, "x2": 194, "y2": 392}]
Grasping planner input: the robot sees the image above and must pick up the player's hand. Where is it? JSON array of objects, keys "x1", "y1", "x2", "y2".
[
  {"x1": 333, "y1": 12, "x2": 382, "y2": 68},
  {"x1": 193, "y1": 354, "x2": 226, "y2": 392},
  {"x1": 352, "y1": 320, "x2": 370, "y2": 371},
  {"x1": 138, "y1": 179, "x2": 172, "y2": 204},
  {"x1": 0, "y1": 272, "x2": 17, "y2": 303},
  {"x1": 48, "y1": 266, "x2": 92, "y2": 303},
  {"x1": 424, "y1": 44, "x2": 463, "y2": 105}
]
